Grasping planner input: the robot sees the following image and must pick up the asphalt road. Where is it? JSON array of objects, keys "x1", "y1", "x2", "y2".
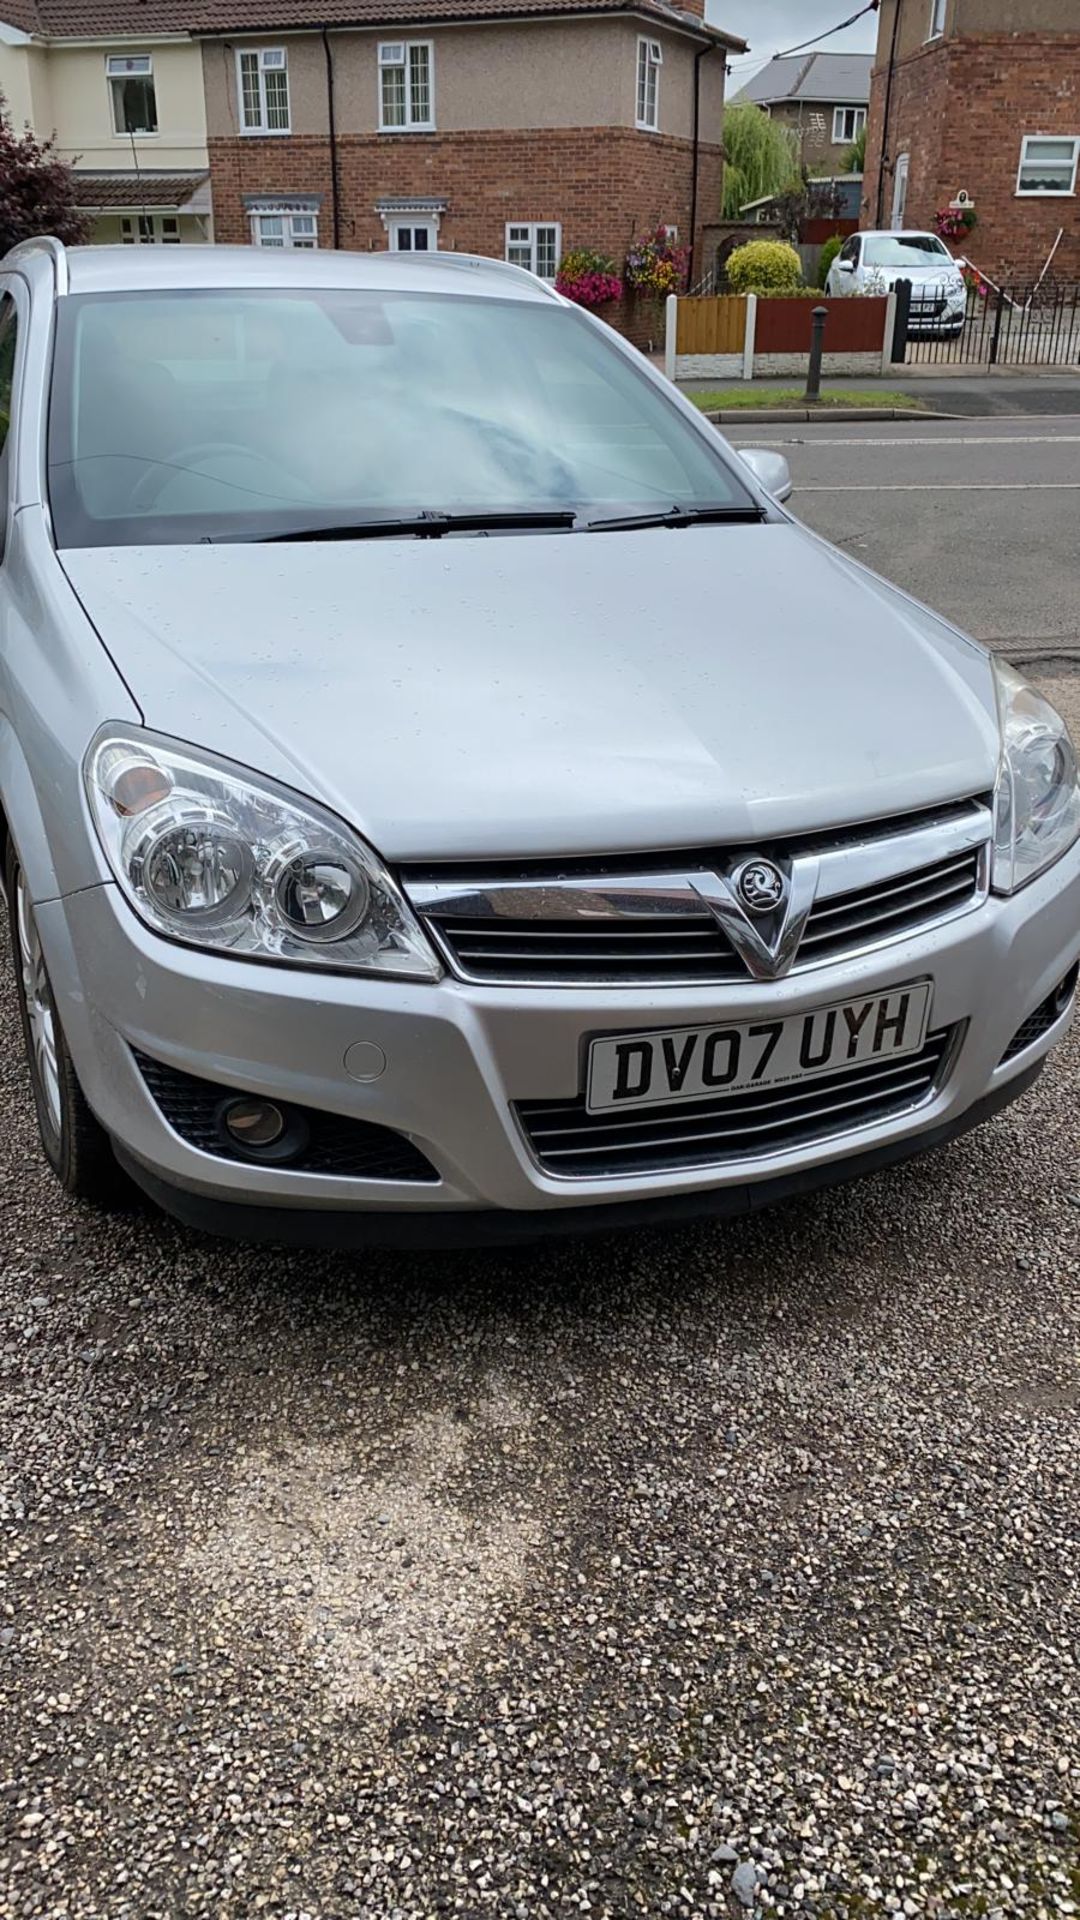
[
  {"x1": 4, "y1": 458, "x2": 1080, "y2": 1918},
  {"x1": 723, "y1": 417, "x2": 1080, "y2": 662}
]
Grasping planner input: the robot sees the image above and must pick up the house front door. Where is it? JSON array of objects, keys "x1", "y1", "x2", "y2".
[{"x1": 390, "y1": 217, "x2": 438, "y2": 252}]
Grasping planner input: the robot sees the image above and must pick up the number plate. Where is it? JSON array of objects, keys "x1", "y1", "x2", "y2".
[{"x1": 585, "y1": 984, "x2": 932, "y2": 1115}]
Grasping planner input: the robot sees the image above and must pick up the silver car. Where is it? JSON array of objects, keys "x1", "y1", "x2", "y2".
[{"x1": 1, "y1": 239, "x2": 1077, "y2": 1246}]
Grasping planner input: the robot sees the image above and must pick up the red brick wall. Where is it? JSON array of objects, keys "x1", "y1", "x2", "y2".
[
  {"x1": 864, "y1": 34, "x2": 1080, "y2": 283},
  {"x1": 208, "y1": 125, "x2": 723, "y2": 336}
]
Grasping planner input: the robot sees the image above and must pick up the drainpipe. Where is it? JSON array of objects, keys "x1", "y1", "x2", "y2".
[
  {"x1": 687, "y1": 43, "x2": 716, "y2": 290},
  {"x1": 321, "y1": 25, "x2": 342, "y2": 248},
  {"x1": 875, "y1": 0, "x2": 902, "y2": 226}
]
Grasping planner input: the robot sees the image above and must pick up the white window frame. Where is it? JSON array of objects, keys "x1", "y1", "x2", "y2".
[
  {"x1": 236, "y1": 47, "x2": 291, "y2": 136},
  {"x1": 927, "y1": 0, "x2": 947, "y2": 38},
  {"x1": 378, "y1": 40, "x2": 435, "y2": 133},
  {"x1": 636, "y1": 37, "x2": 662, "y2": 133},
  {"x1": 1016, "y1": 133, "x2": 1080, "y2": 197},
  {"x1": 249, "y1": 206, "x2": 318, "y2": 248},
  {"x1": 107, "y1": 53, "x2": 157, "y2": 138},
  {"x1": 504, "y1": 221, "x2": 561, "y2": 280},
  {"x1": 832, "y1": 105, "x2": 866, "y2": 144}
]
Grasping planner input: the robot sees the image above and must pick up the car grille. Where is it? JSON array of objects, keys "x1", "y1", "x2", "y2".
[
  {"x1": 134, "y1": 1051, "x2": 439, "y2": 1182},
  {"x1": 407, "y1": 809, "x2": 988, "y2": 988},
  {"x1": 516, "y1": 1025, "x2": 958, "y2": 1177}
]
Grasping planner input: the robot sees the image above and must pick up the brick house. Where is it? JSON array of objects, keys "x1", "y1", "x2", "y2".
[
  {"x1": 863, "y1": 0, "x2": 1080, "y2": 283},
  {"x1": 731, "y1": 51, "x2": 872, "y2": 176},
  {"x1": 189, "y1": 0, "x2": 744, "y2": 301}
]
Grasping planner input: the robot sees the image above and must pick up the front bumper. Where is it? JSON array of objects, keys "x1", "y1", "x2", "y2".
[{"x1": 38, "y1": 840, "x2": 1080, "y2": 1242}]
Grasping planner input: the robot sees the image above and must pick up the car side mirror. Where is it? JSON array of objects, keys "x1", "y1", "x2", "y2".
[
  {"x1": 837, "y1": 258, "x2": 855, "y2": 273},
  {"x1": 739, "y1": 448, "x2": 793, "y2": 504}
]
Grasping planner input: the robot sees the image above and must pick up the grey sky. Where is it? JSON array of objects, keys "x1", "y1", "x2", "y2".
[{"x1": 708, "y1": 0, "x2": 879, "y2": 88}]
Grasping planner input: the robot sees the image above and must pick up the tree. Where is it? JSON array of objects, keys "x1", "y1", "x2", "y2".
[
  {"x1": 721, "y1": 103, "x2": 801, "y2": 219},
  {"x1": 841, "y1": 122, "x2": 867, "y2": 174},
  {"x1": 0, "y1": 101, "x2": 90, "y2": 257}
]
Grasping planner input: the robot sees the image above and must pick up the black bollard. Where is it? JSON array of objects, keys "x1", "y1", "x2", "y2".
[{"x1": 804, "y1": 305, "x2": 828, "y2": 402}]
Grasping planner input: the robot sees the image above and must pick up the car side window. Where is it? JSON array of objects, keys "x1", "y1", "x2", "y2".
[
  {"x1": 0, "y1": 294, "x2": 17, "y2": 560},
  {"x1": 839, "y1": 237, "x2": 857, "y2": 266}
]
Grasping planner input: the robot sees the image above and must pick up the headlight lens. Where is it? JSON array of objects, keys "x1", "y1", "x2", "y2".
[
  {"x1": 992, "y1": 661, "x2": 1080, "y2": 894},
  {"x1": 85, "y1": 728, "x2": 441, "y2": 979}
]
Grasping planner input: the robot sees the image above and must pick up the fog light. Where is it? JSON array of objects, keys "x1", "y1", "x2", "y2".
[{"x1": 223, "y1": 1098, "x2": 286, "y2": 1148}]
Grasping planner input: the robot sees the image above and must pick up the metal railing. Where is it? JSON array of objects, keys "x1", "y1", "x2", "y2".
[{"x1": 895, "y1": 278, "x2": 1080, "y2": 368}]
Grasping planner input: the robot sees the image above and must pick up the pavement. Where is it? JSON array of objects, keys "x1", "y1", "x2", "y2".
[
  {"x1": 679, "y1": 375, "x2": 1080, "y2": 420},
  {"x1": 4, "y1": 431, "x2": 1080, "y2": 1919}
]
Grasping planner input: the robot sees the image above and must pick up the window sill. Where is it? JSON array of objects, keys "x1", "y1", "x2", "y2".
[
  {"x1": 1015, "y1": 188, "x2": 1076, "y2": 198},
  {"x1": 239, "y1": 127, "x2": 293, "y2": 137},
  {"x1": 113, "y1": 131, "x2": 158, "y2": 140},
  {"x1": 635, "y1": 120, "x2": 660, "y2": 133},
  {"x1": 378, "y1": 125, "x2": 437, "y2": 134}
]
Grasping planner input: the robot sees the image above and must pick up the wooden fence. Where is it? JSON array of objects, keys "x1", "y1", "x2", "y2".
[{"x1": 665, "y1": 292, "x2": 895, "y2": 382}]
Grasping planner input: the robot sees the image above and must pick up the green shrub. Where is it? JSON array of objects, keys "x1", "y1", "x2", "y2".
[
  {"x1": 817, "y1": 235, "x2": 844, "y2": 288},
  {"x1": 725, "y1": 239, "x2": 804, "y2": 296}
]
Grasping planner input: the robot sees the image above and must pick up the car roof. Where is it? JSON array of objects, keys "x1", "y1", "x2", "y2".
[{"x1": 7, "y1": 240, "x2": 560, "y2": 305}]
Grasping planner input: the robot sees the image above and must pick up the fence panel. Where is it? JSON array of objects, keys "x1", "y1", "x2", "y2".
[
  {"x1": 755, "y1": 296, "x2": 888, "y2": 354},
  {"x1": 675, "y1": 296, "x2": 747, "y2": 356}
]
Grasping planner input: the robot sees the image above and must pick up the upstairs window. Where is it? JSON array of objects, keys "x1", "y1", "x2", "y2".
[
  {"x1": 832, "y1": 105, "x2": 866, "y2": 144},
  {"x1": 636, "y1": 38, "x2": 662, "y2": 132},
  {"x1": 238, "y1": 48, "x2": 290, "y2": 134},
  {"x1": 108, "y1": 54, "x2": 157, "y2": 136},
  {"x1": 506, "y1": 222, "x2": 561, "y2": 280},
  {"x1": 1016, "y1": 135, "x2": 1080, "y2": 196},
  {"x1": 928, "y1": 0, "x2": 947, "y2": 36},
  {"x1": 379, "y1": 42, "x2": 434, "y2": 131}
]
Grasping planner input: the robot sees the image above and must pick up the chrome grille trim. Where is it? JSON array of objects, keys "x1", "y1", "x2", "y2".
[
  {"x1": 405, "y1": 803, "x2": 991, "y2": 987},
  {"x1": 516, "y1": 1025, "x2": 960, "y2": 1178}
]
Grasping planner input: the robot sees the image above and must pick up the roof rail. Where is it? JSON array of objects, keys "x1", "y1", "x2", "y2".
[
  {"x1": 387, "y1": 250, "x2": 562, "y2": 299},
  {"x1": 3, "y1": 234, "x2": 69, "y2": 294}
]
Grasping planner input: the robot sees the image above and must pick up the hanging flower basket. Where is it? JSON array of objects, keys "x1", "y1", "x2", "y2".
[
  {"x1": 935, "y1": 205, "x2": 977, "y2": 241},
  {"x1": 555, "y1": 248, "x2": 623, "y2": 308},
  {"x1": 624, "y1": 227, "x2": 689, "y2": 300}
]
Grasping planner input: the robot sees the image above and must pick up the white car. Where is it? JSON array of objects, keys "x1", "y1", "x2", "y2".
[{"x1": 827, "y1": 230, "x2": 967, "y2": 337}]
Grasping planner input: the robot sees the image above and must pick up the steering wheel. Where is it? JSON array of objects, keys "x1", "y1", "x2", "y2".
[{"x1": 128, "y1": 442, "x2": 283, "y2": 510}]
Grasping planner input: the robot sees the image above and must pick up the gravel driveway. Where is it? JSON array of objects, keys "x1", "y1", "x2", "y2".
[{"x1": 3, "y1": 674, "x2": 1080, "y2": 1920}]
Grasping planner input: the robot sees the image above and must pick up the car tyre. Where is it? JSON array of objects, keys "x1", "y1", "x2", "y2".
[{"x1": 5, "y1": 841, "x2": 127, "y2": 1206}]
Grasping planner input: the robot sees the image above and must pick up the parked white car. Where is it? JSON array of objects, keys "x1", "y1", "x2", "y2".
[{"x1": 827, "y1": 230, "x2": 967, "y2": 337}]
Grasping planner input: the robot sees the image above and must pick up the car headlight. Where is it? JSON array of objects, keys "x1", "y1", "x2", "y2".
[
  {"x1": 992, "y1": 662, "x2": 1080, "y2": 894},
  {"x1": 84, "y1": 727, "x2": 441, "y2": 979}
]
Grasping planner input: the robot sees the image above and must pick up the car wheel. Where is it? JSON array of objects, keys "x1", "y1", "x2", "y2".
[{"x1": 6, "y1": 842, "x2": 125, "y2": 1204}]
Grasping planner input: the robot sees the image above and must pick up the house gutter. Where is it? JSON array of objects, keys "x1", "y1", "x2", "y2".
[
  {"x1": 874, "y1": 0, "x2": 902, "y2": 225},
  {"x1": 687, "y1": 41, "x2": 718, "y2": 291},
  {"x1": 321, "y1": 25, "x2": 342, "y2": 248}
]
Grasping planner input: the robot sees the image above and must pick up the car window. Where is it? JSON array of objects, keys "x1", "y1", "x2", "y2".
[
  {"x1": 839, "y1": 237, "x2": 859, "y2": 265},
  {"x1": 0, "y1": 293, "x2": 18, "y2": 558},
  {"x1": 862, "y1": 235, "x2": 950, "y2": 268},
  {"x1": 47, "y1": 287, "x2": 756, "y2": 547}
]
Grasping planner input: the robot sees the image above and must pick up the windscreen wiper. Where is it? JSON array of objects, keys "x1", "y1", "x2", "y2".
[
  {"x1": 260, "y1": 509, "x2": 577, "y2": 543},
  {"x1": 585, "y1": 504, "x2": 766, "y2": 532}
]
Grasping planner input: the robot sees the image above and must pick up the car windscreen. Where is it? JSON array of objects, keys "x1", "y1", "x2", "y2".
[
  {"x1": 862, "y1": 236, "x2": 951, "y2": 268},
  {"x1": 47, "y1": 286, "x2": 755, "y2": 547}
]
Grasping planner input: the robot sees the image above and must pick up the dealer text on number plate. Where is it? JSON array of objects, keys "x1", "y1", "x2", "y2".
[{"x1": 585, "y1": 984, "x2": 932, "y2": 1115}]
